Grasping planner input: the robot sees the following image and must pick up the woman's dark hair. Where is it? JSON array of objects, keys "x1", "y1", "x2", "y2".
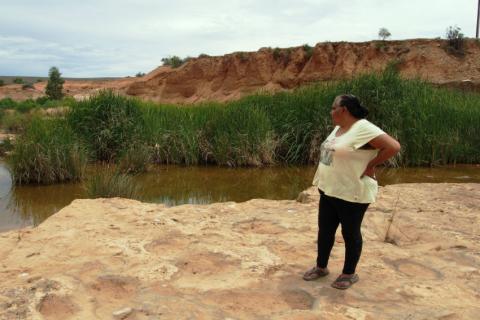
[{"x1": 337, "y1": 94, "x2": 369, "y2": 119}]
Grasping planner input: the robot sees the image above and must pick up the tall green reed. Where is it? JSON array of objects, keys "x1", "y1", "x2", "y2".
[
  {"x1": 68, "y1": 90, "x2": 144, "y2": 162},
  {"x1": 8, "y1": 117, "x2": 87, "y2": 184},
  {"x1": 84, "y1": 168, "x2": 141, "y2": 199},
  {"x1": 136, "y1": 69, "x2": 480, "y2": 167},
  {"x1": 10, "y1": 67, "x2": 480, "y2": 177}
]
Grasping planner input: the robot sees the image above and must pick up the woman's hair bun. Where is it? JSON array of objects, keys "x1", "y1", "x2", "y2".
[{"x1": 338, "y1": 94, "x2": 369, "y2": 119}]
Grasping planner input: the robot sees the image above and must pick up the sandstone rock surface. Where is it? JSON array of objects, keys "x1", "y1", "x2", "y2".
[{"x1": 0, "y1": 183, "x2": 479, "y2": 319}]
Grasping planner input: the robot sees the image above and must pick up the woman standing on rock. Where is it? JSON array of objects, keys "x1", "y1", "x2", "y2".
[{"x1": 303, "y1": 94, "x2": 401, "y2": 289}]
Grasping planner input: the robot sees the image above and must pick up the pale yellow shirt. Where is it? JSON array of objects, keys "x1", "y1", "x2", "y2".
[{"x1": 312, "y1": 119, "x2": 385, "y2": 203}]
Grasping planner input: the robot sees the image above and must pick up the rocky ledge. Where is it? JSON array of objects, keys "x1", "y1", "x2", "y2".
[{"x1": 0, "y1": 183, "x2": 479, "y2": 319}]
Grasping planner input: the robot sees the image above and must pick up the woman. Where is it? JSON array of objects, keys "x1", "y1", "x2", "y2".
[{"x1": 303, "y1": 94, "x2": 401, "y2": 289}]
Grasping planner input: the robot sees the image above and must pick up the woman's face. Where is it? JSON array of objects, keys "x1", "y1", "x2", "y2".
[{"x1": 330, "y1": 102, "x2": 345, "y2": 125}]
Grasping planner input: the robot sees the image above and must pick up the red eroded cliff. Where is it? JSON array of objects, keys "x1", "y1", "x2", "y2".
[
  {"x1": 2, "y1": 39, "x2": 479, "y2": 103},
  {"x1": 124, "y1": 39, "x2": 480, "y2": 103}
]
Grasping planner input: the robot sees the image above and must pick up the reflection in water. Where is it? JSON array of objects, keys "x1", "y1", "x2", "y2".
[
  {"x1": 1, "y1": 163, "x2": 479, "y2": 232},
  {"x1": 8, "y1": 183, "x2": 85, "y2": 226},
  {"x1": 137, "y1": 166, "x2": 313, "y2": 205}
]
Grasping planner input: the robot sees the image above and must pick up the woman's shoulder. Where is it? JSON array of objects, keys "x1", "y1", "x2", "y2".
[{"x1": 353, "y1": 119, "x2": 384, "y2": 133}]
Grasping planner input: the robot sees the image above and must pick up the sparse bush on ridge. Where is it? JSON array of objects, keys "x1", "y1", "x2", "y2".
[
  {"x1": 272, "y1": 47, "x2": 293, "y2": 64},
  {"x1": 445, "y1": 25, "x2": 465, "y2": 55},
  {"x1": 161, "y1": 56, "x2": 187, "y2": 68},
  {"x1": 302, "y1": 44, "x2": 314, "y2": 59},
  {"x1": 236, "y1": 52, "x2": 249, "y2": 62},
  {"x1": 272, "y1": 47, "x2": 282, "y2": 60},
  {"x1": 13, "y1": 78, "x2": 24, "y2": 84}
]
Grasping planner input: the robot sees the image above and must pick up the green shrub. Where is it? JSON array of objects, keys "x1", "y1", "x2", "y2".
[
  {"x1": 16, "y1": 99, "x2": 37, "y2": 113},
  {"x1": 0, "y1": 98, "x2": 16, "y2": 110},
  {"x1": 22, "y1": 83, "x2": 34, "y2": 90},
  {"x1": 0, "y1": 80, "x2": 4, "y2": 86},
  {"x1": 272, "y1": 47, "x2": 293, "y2": 64},
  {"x1": 161, "y1": 56, "x2": 185, "y2": 68},
  {"x1": 445, "y1": 25, "x2": 464, "y2": 55},
  {"x1": 35, "y1": 96, "x2": 50, "y2": 105},
  {"x1": 135, "y1": 72, "x2": 145, "y2": 77},
  {"x1": 13, "y1": 78, "x2": 24, "y2": 84},
  {"x1": 84, "y1": 169, "x2": 141, "y2": 199},
  {"x1": 7, "y1": 117, "x2": 87, "y2": 184},
  {"x1": 68, "y1": 90, "x2": 144, "y2": 162},
  {"x1": 302, "y1": 44, "x2": 314, "y2": 59}
]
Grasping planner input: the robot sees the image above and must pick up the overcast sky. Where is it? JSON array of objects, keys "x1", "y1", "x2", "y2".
[{"x1": 1, "y1": 0, "x2": 477, "y2": 77}]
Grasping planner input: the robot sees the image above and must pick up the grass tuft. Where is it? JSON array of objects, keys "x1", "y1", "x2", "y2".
[{"x1": 84, "y1": 168, "x2": 141, "y2": 199}]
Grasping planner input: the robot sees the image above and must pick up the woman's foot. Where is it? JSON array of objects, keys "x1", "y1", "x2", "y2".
[
  {"x1": 303, "y1": 266, "x2": 329, "y2": 281},
  {"x1": 331, "y1": 273, "x2": 359, "y2": 289}
]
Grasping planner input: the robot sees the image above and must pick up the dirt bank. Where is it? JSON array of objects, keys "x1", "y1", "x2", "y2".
[
  {"x1": 2, "y1": 39, "x2": 480, "y2": 103},
  {"x1": 125, "y1": 39, "x2": 480, "y2": 103},
  {"x1": 1, "y1": 183, "x2": 479, "y2": 319}
]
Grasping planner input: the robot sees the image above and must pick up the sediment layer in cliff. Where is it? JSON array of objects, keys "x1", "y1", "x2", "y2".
[{"x1": 125, "y1": 39, "x2": 480, "y2": 103}]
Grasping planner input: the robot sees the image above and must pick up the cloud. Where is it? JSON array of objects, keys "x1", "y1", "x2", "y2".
[{"x1": 0, "y1": 0, "x2": 477, "y2": 77}]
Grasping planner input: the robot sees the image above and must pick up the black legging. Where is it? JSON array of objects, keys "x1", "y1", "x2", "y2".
[{"x1": 316, "y1": 190, "x2": 369, "y2": 274}]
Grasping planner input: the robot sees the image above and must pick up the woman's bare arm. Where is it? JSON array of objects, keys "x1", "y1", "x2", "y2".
[{"x1": 362, "y1": 134, "x2": 401, "y2": 178}]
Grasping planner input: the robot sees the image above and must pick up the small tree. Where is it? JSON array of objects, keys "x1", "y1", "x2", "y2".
[
  {"x1": 0, "y1": 80, "x2": 4, "y2": 87},
  {"x1": 378, "y1": 28, "x2": 391, "y2": 41},
  {"x1": 13, "y1": 78, "x2": 24, "y2": 84},
  {"x1": 446, "y1": 25, "x2": 464, "y2": 52},
  {"x1": 45, "y1": 66, "x2": 65, "y2": 100}
]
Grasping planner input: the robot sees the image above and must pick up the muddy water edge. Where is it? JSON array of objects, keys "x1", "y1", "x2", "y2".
[{"x1": 1, "y1": 163, "x2": 479, "y2": 232}]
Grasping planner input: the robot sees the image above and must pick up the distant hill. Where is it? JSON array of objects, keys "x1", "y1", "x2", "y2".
[{"x1": 0, "y1": 76, "x2": 122, "y2": 85}]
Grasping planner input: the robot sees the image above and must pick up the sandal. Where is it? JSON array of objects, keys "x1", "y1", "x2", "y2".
[
  {"x1": 331, "y1": 274, "x2": 359, "y2": 289},
  {"x1": 303, "y1": 266, "x2": 329, "y2": 281}
]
